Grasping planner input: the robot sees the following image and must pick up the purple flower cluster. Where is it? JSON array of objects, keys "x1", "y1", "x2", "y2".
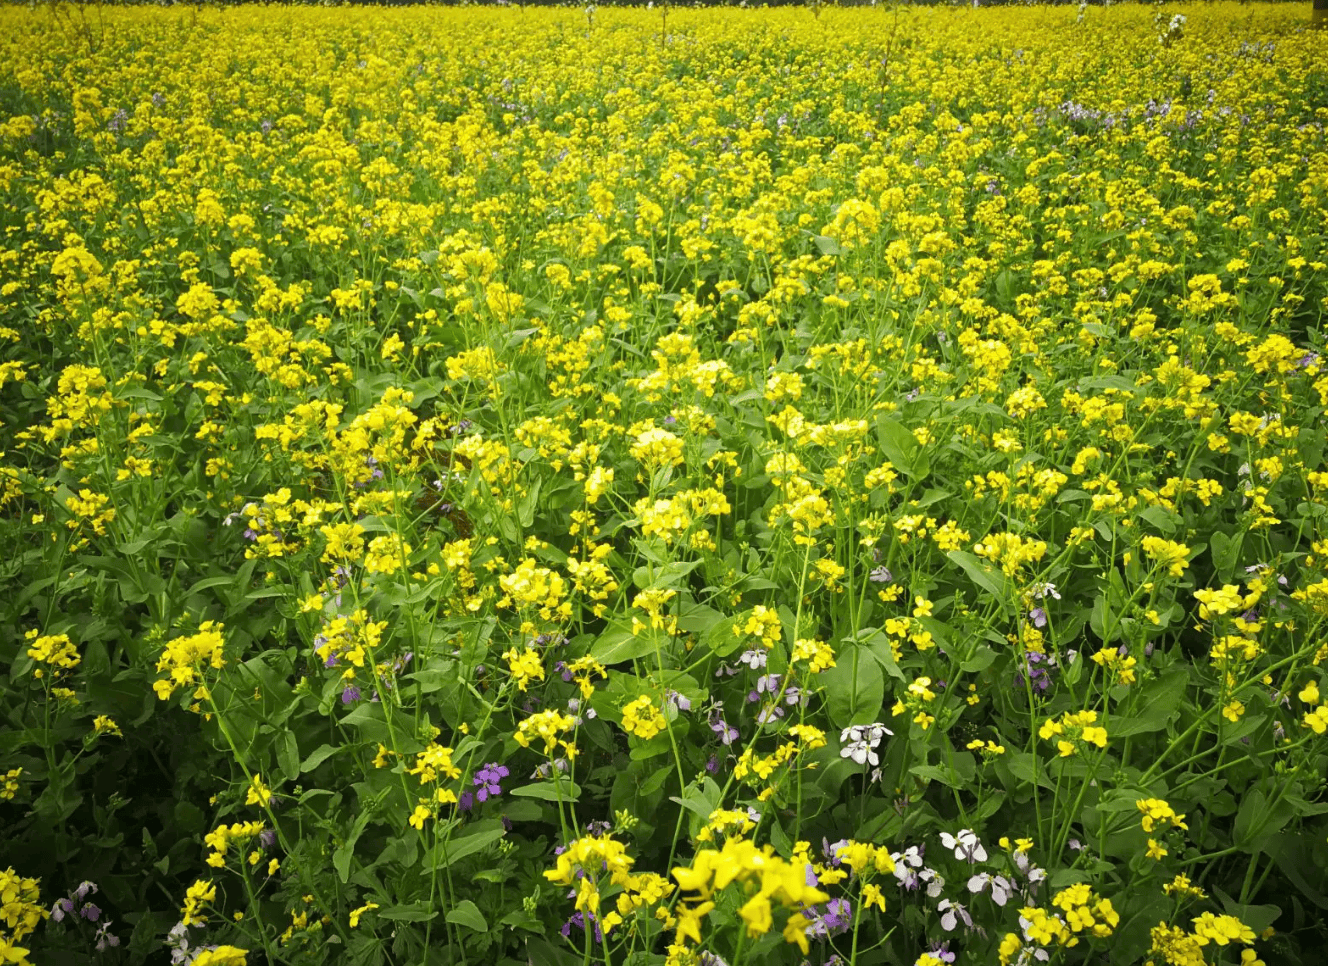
[{"x1": 51, "y1": 881, "x2": 119, "y2": 951}]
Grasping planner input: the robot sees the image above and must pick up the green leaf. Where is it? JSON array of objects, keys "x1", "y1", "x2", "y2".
[
  {"x1": 874, "y1": 416, "x2": 928, "y2": 480},
  {"x1": 812, "y1": 234, "x2": 842, "y2": 256},
  {"x1": 702, "y1": 613, "x2": 748, "y2": 658},
  {"x1": 947, "y1": 550, "x2": 1012, "y2": 611},
  {"x1": 300, "y1": 744, "x2": 340, "y2": 774},
  {"x1": 430, "y1": 822, "x2": 507, "y2": 871},
  {"x1": 590, "y1": 624, "x2": 661, "y2": 666},
  {"x1": 445, "y1": 900, "x2": 488, "y2": 932},
  {"x1": 510, "y1": 779, "x2": 581, "y2": 802},
  {"x1": 821, "y1": 644, "x2": 884, "y2": 729},
  {"x1": 378, "y1": 901, "x2": 438, "y2": 922},
  {"x1": 852, "y1": 628, "x2": 907, "y2": 683},
  {"x1": 632, "y1": 559, "x2": 701, "y2": 591},
  {"x1": 1108, "y1": 669, "x2": 1188, "y2": 737},
  {"x1": 960, "y1": 645, "x2": 997, "y2": 673},
  {"x1": 1212, "y1": 888, "x2": 1280, "y2": 934},
  {"x1": 1210, "y1": 530, "x2": 1244, "y2": 579},
  {"x1": 334, "y1": 809, "x2": 375, "y2": 883},
  {"x1": 669, "y1": 778, "x2": 722, "y2": 819},
  {"x1": 277, "y1": 731, "x2": 299, "y2": 782}
]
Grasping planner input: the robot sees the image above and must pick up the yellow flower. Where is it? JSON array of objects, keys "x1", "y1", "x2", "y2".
[
  {"x1": 92, "y1": 715, "x2": 121, "y2": 737},
  {"x1": 245, "y1": 774, "x2": 272, "y2": 808},
  {"x1": 620, "y1": 695, "x2": 666, "y2": 740},
  {"x1": 190, "y1": 947, "x2": 249, "y2": 966},
  {"x1": 180, "y1": 879, "x2": 217, "y2": 927},
  {"x1": 24, "y1": 631, "x2": 80, "y2": 676},
  {"x1": 349, "y1": 902, "x2": 379, "y2": 928},
  {"x1": 502, "y1": 646, "x2": 545, "y2": 692}
]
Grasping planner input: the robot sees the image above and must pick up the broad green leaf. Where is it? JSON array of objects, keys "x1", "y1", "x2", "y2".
[
  {"x1": 947, "y1": 550, "x2": 1012, "y2": 611},
  {"x1": 429, "y1": 821, "x2": 507, "y2": 871},
  {"x1": 379, "y1": 901, "x2": 438, "y2": 922},
  {"x1": 510, "y1": 779, "x2": 581, "y2": 802},
  {"x1": 821, "y1": 644, "x2": 884, "y2": 729},
  {"x1": 445, "y1": 900, "x2": 487, "y2": 932}
]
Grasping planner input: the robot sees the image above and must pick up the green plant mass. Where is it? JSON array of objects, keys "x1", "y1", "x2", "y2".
[{"x1": 1, "y1": 3, "x2": 1327, "y2": 965}]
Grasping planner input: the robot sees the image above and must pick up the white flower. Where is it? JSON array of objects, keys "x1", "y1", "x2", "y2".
[
  {"x1": 920, "y1": 868, "x2": 945, "y2": 898},
  {"x1": 940, "y1": 828, "x2": 987, "y2": 863},
  {"x1": 896, "y1": 845, "x2": 924, "y2": 868},
  {"x1": 968, "y1": 872, "x2": 1013, "y2": 906},
  {"x1": 738, "y1": 648, "x2": 767, "y2": 670},
  {"x1": 938, "y1": 898, "x2": 972, "y2": 931},
  {"x1": 839, "y1": 723, "x2": 893, "y2": 767}
]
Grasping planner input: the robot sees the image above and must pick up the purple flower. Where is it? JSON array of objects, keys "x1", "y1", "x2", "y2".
[
  {"x1": 928, "y1": 941, "x2": 957, "y2": 963},
  {"x1": 340, "y1": 685, "x2": 361, "y2": 704},
  {"x1": 1015, "y1": 651, "x2": 1055, "y2": 693},
  {"x1": 869, "y1": 566, "x2": 894, "y2": 584},
  {"x1": 823, "y1": 898, "x2": 852, "y2": 930},
  {"x1": 474, "y1": 762, "x2": 510, "y2": 803},
  {"x1": 561, "y1": 911, "x2": 604, "y2": 943},
  {"x1": 664, "y1": 689, "x2": 691, "y2": 712},
  {"x1": 1029, "y1": 607, "x2": 1047, "y2": 628},
  {"x1": 709, "y1": 716, "x2": 738, "y2": 746}
]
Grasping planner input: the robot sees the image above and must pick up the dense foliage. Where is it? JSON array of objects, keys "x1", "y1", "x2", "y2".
[{"x1": 2, "y1": 4, "x2": 1327, "y2": 965}]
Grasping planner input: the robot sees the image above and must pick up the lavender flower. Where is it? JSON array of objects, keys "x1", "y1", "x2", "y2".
[
  {"x1": 664, "y1": 689, "x2": 691, "y2": 712},
  {"x1": 474, "y1": 762, "x2": 510, "y2": 803},
  {"x1": 709, "y1": 715, "x2": 739, "y2": 746}
]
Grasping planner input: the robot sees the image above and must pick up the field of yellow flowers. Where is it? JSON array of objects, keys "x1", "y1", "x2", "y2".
[{"x1": 2, "y1": 2, "x2": 1327, "y2": 964}]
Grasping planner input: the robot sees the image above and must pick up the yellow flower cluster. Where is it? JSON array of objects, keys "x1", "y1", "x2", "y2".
[
  {"x1": 671, "y1": 837, "x2": 829, "y2": 953},
  {"x1": 501, "y1": 646, "x2": 545, "y2": 692},
  {"x1": 312, "y1": 610, "x2": 386, "y2": 677},
  {"x1": 1141, "y1": 536, "x2": 1192, "y2": 577},
  {"x1": 204, "y1": 821, "x2": 265, "y2": 869},
  {"x1": 0, "y1": 868, "x2": 44, "y2": 965},
  {"x1": 153, "y1": 622, "x2": 226, "y2": 701},
  {"x1": 620, "y1": 695, "x2": 666, "y2": 740},
  {"x1": 1137, "y1": 798, "x2": 1188, "y2": 834},
  {"x1": 407, "y1": 743, "x2": 462, "y2": 785},
  {"x1": 973, "y1": 532, "x2": 1048, "y2": 577},
  {"x1": 790, "y1": 637, "x2": 836, "y2": 673},
  {"x1": 544, "y1": 834, "x2": 635, "y2": 922},
  {"x1": 24, "y1": 630, "x2": 80, "y2": 678},
  {"x1": 1039, "y1": 710, "x2": 1108, "y2": 757},
  {"x1": 513, "y1": 710, "x2": 577, "y2": 756}
]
